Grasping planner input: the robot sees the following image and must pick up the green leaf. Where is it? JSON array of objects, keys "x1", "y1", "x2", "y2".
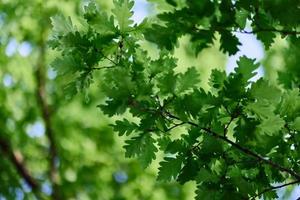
[
  {"x1": 84, "y1": 3, "x2": 117, "y2": 34},
  {"x1": 99, "y1": 99, "x2": 127, "y2": 117},
  {"x1": 166, "y1": 0, "x2": 177, "y2": 7},
  {"x1": 196, "y1": 168, "x2": 218, "y2": 183},
  {"x1": 176, "y1": 67, "x2": 200, "y2": 94},
  {"x1": 209, "y1": 69, "x2": 226, "y2": 90},
  {"x1": 250, "y1": 79, "x2": 281, "y2": 104},
  {"x1": 157, "y1": 71, "x2": 177, "y2": 95},
  {"x1": 227, "y1": 166, "x2": 242, "y2": 178},
  {"x1": 223, "y1": 74, "x2": 246, "y2": 100},
  {"x1": 51, "y1": 15, "x2": 74, "y2": 36},
  {"x1": 112, "y1": 119, "x2": 139, "y2": 136},
  {"x1": 173, "y1": 89, "x2": 213, "y2": 119},
  {"x1": 51, "y1": 56, "x2": 80, "y2": 76},
  {"x1": 191, "y1": 30, "x2": 215, "y2": 55},
  {"x1": 246, "y1": 101, "x2": 275, "y2": 119},
  {"x1": 157, "y1": 136, "x2": 171, "y2": 151},
  {"x1": 148, "y1": 52, "x2": 177, "y2": 76},
  {"x1": 61, "y1": 71, "x2": 93, "y2": 100},
  {"x1": 256, "y1": 31, "x2": 276, "y2": 50},
  {"x1": 165, "y1": 139, "x2": 187, "y2": 154},
  {"x1": 291, "y1": 117, "x2": 300, "y2": 131},
  {"x1": 63, "y1": 81, "x2": 79, "y2": 100},
  {"x1": 177, "y1": 156, "x2": 199, "y2": 184},
  {"x1": 279, "y1": 89, "x2": 300, "y2": 119},
  {"x1": 235, "y1": 8, "x2": 248, "y2": 29},
  {"x1": 112, "y1": 0, "x2": 134, "y2": 33},
  {"x1": 157, "y1": 156, "x2": 183, "y2": 181},
  {"x1": 195, "y1": 186, "x2": 217, "y2": 200},
  {"x1": 277, "y1": 71, "x2": 294, "y2": 89},
  {"x1": 124, "y1": 134, "x2": 158, "y2": 168},
  {"x1": 219, "y1": 31, "x2": 240, "y2": 55},
  {"x1": 235, "y1": 56, "x2": 260, "y2": 83},
  {"x1": 144, "y1": 24, "x2": 178, "y2": 50},
  {"x1": 258, "y1": 115, "x2": 285, "y2": 136}
]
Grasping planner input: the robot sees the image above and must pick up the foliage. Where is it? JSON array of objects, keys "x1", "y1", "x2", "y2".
[
  {"x1": 0, "y1": 0, "x2": 193, "y2": 200},
  {"x1": 1, "y1": 0, "x2": 300, "y2": 199},
  {"x1": 50, "y1": 0, "x2": 300, "y2": 199}
]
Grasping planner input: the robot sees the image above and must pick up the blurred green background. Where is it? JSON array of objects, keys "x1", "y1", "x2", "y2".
[{"x1": 1, "y1": 0, "x2": 298, "y2": 199}]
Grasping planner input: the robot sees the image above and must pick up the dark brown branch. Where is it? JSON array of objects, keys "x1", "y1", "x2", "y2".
[
  {"x1": 238, "y1": 28, "x2": 300, "y2": 35},
  {"x1": 35, "y1": 35, "x2": 60, "y2": 199},
  {"x1": 102, "y1": 54, "x2": 118, "y2": 66},
  {"x1": 223, "y1": 116, "x2": 234, "y2": 136},
  {"x1": 206, "y1": 129, "x2": 300, "y2": 180},
  {"x1": 224, "y1": 103, "x2": 240, "y2": 137},
  {"x1": 0, "y1": 137, "x2": 40, "y2": 192},
  {"x1": 92, "y1": 66, "x2": 117, "y2": 70},
  {"x1": 163, "y1": 111, "x2": 300, "y2": 180},
  {"x1": 93, "y1": 46, "x2": 119, "y2": 66},
  {"x1": 127, "y1": 98, "x2": 300, "y2": 180},
  {"x1": 195, "y1": 27, "x2": 300, "y2": 35},
  {"x1": 165, "y1": 122, "x2": 186, "y2": 132},
  {"x1": 250, "y1": 179, "x2": 300, "y2": 200}
]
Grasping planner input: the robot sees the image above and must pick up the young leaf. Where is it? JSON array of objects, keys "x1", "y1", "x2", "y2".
[
  {"x1": 176, "y1": 67, "x2": 200, "y2": 94},
  {"x1": 257, "y1": 115, "x2": 285, "y2": 136},
  {"x1": 84, "y1": 3, "x2": 116, "y2": 34},
  {"x1": 124, "y1": 134, "x2": 158, "y2": 168},
  {"x1": 235, "y1": 56, "x2": 260, "y2": 83},
  {"x1": 219, "y1": 31, "x2": 240, "y2": 55},
  {"x1": 112, "y1": 0, "x2": 134, "y2": 33},
  {"x1": 291, "y1": 117, "x2": 300, "y2": 131},
  {"x1": 51, "y1": 15, "x2": 74, "y2": 36},
  {"x1": 235, "y1": 8, "x2": 248, "y2": 29},
  {"x1": 157, "y1": 156, "x2": 183, "y2": 181},
  {"x1": 256, "y1": 31, "x2": 276, "y2": 50},
  {"x1": 177, "y1": 156, "x2": 199, "y2": 184},
  {"x1": 209, "y1": 69, "x2": 226, "y2": 90},
  {"x1": 112, "y1": 119, "x2": 139, "y2": 136},
  {"x1": 250, "y1": 79, "x2": 281, "y2": 104},
  {"x1": 157, "y1": 71, "x2": 177, "y2": 95}
]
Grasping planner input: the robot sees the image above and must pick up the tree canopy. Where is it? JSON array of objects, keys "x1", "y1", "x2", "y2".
[{"x1": 1, "y1": 0, "x2": 300, "y2": 199}]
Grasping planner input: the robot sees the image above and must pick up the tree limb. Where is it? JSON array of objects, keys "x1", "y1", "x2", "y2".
[
  {"x1": 92, "y1": 66, "x2": 117, "y2": 70},
  {"x1": 127, "y1": 97, "x2": 300, "y2": 180},
  {"x1": 35, "y1": 33, "x2": 60, "y2": 200},
  {"x1": 163, "y1": 111, "x2": 300, "y2": 180},
  {"x1": 0, "y1": 137, "x2": 40, "y2": 193},
  {"x1": 239, "y1": 28, "x2": 300, "y2": 35},
  {"x1": 195, "y1": 27, "x2": 300, "y2": 35}
]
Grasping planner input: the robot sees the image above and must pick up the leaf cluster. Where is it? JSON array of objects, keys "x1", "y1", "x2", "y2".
[{"x1": 50, "y1": 0, "x2": 300, "y2": 199}]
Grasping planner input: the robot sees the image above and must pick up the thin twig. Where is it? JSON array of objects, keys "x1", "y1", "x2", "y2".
[
  {"x1": 91, "y1": 66, "x2": 117, "y2": 70},
  {"x1": 224, "y1": 103, "x2": 240, "y2": 136},
  {"x1": 195, "y1": 27, "x2": 300, "y2": 35},
  {"x1": 250, "y1": 180, "x2": 300, "y2": 200},
  {"x1": 102, "y1": 54, "x2": 118, "y2": 66},
  {"x1": 165, "y1": 122, "x2": 186, "y2": 132},
  {"x1": 224, "y1": 115, "x2": 235, "y2": 136},
  {"x1": 93, "y1": 47, "x2": 119, "y2": 65},
  {"x1": 238, "y1": 28, "x2": 300, "y2": 35},
  {"x1": 127, "y1": 99, "x2": 300, "y2": 180},
  {"x1": 163, "y1": 111, "x2": 300, "y2": 180}
]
